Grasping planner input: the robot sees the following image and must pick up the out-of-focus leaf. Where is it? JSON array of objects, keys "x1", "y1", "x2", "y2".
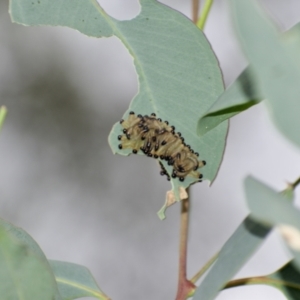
[
  {"x1": 244, "y1": 176, "x2": 300, "y2": 270},
  {"x1": 268, "y1": 261, "x2": 300, "y2": 300},
  {"x1": 193, "y1": 216, "x2": 271, "y2": 300},
  {"x1": 244, "y1": 176, "x2": 300, "y2": 230},
  {"x1": 49, "y1": 260, "x2": 110, "y2": 300},
  {"x1": 0, "y1": 218, "x2": 49, "y2": 260},
  {"x1": 0, "y1": 227, "x2": 59, "y2": 300},
  {"x1": 231, "y1": 0, "x2": 300, "y2": 148},
  {"x1": 223, "y1": 261, "x2": 300, "y2": 300},
  {"x1": 10, "y1": 0, "x2": 228, "y2": 218},
  {"x1": 198, "y1": 67, "x2": 262, "y2": 136}
]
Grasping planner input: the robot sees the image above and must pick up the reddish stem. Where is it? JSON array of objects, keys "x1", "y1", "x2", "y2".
[
  {"x1": 175, "y1": 197, "x2": 196, "y2": 300},
  {"x1": 192, "y1": 0, "x2": 200, "y2": 23}
]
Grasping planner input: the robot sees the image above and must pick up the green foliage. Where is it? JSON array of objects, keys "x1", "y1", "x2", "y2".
[
  {"x1": 193, "y1": 216, "x2": 271, "y2": 300},
  {"x1": 197, "y1": 67, "x2": 262, "y2": 135},
  {"x1": 5, "y1": 0, "x2": 300, "y2": 299},
  {"x1": 10, "y1": 0, "x2": 228, "y2": 217},
  {"x1": 268, "y1": 262, "x2": 300, "y2": 299},
  {"x1": 49, "y1": 260, "x2": 108, "y2": 300},
  {"x1": 0, "y1": 218, "x2": 107, "y2": 300},
  {"x1": 0, "y1": 224, "x2": 59, "y2": 300},
  {"x1": 231, "y1": 0, "x2": 300, "y2": 147}
]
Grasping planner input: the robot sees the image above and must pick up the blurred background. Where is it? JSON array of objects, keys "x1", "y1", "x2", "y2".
[{"x1": 0, "y1": 0, "x2": 300, "y2": 299}]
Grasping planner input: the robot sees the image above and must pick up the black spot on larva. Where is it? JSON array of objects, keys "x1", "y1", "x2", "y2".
[
  {"x1": 120, "y1": 119, "x2": 124, "y2": 124},
  {"x1": 118, "y1": 135, "x2": 122, "y2": 141},
  {"x1": 179, "y1": 177, "x2": 184, "y2": 182},
  {"x1": 195, "y1": 152, "x2": 199, "y2": 157},
  {"x1": 151, "y1": 113, "x2": 156, "y2": 117},
  {"x1": 133, "y1": 149, "x2": 137, "y2": 154},
  {"x1": 202, "y1": 160, "x2": 206, "y2": 165},
  {"x1": 118, "y1": 144, "x2": 122, "y2": 149},
  {"x1": 130, "y1": 111, "x2": 135, "y2": 115}
]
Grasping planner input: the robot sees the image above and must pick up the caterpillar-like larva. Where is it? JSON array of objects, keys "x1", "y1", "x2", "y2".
[{"x1": 117, "y1": 112, "x2": 206, "y2": 182}]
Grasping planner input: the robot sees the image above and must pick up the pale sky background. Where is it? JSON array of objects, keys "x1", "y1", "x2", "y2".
[{"x1": 0, "y1": 0, "x2": 300, "y2": 299}]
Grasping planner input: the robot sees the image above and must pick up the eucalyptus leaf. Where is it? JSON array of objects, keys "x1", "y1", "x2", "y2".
[
  {"x1": 223, "y1": 261, "x2": 300, "y2": 300},
  {"x1": 198, "y1": 67, "x2": 262, "y2": 136},
  {"x1": 49, "y1": 260, "x2": 109, "y2": 300},
  {"x1": 0, "y1": 227, "x2": 58, "y2": 300},
  {"x1": 193, "y1": 216, "x2": 271, "y2": 300},
  {"x1": 0, "y1": 218, "x2": 61, "y2": 299},
  {"x1": 9, "y1": 0, "x2": 228, "y2": 218},
  {"x1": 268, "y1": 262, "x2": 300, "y2": 300},
  {"x1": 244, "y1": 176, "x2": 300, "y2": 270},
  {"x1": 0, "y1": 218, "x2": 50, "y2": 260},
  {"x1": 244, "y1": 176, "x2": 300, "y2": 230},
  {"x1": 231, "y1": 0, "x2": 300, "y2": 147}
]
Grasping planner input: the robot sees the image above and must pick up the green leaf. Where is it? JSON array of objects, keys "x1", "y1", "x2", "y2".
[
  {"x1": 223, "y1": 261, "x2": 300, "y2": 300},
  {"x1": 49, "y1": 260, "x2": 109, "y2": 300},
  {"x1": 231, "y1": 0, "x2": 300, "y2": 147},
  {"x1": 197, "y1": 67, "x2": 262, "y2": 136},
  {"x1": 267, "y1": 261, "x2": 300, "y2": 300},
  {"x1": 0, "y1": 219, "x2": 50, "y2": 260},
  {"x1": 0, "y1": 219, "x2": 62, "y2": 299},
  {"x1": 244, "y1": 176, "x2": 300, "y2": 230},
  {"x1": 0, "y1": 227, "x2": 58, "y2": 300},
  {"x1": 9, "y1": 0, "x2": 114, "y2": 37},
  {"x1": 193, "y1": 216, "x2": 271, "y2": 300},
  {"x1": 244, "y1": 176, "x2": 300, "y2": 270},
  {"x1": 10, "y1": 0, "x2": 228, "y2": 217}
]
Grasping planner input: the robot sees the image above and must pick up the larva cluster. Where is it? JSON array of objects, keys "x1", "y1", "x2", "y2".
[{"x1": 117, "y1": 112, "x2": 206, "y2": 182}]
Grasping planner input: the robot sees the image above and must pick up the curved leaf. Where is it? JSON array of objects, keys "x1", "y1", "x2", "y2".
[
  {"x1": 9, "y1": 0, "x2": 228, "y2": 217},
  {"x1": 193, "y1": 216, "x2": 271, "y2": 300},
  {"x1": 231, "y1": 0, "x2": 300, "y2": 148},
  {"x1": 224, "y1": 261, "x2": 300, "y2": 300},
  {"x1": 197, "y1": 67, "x2": 262, "y2": 136},
  {"x1": 244, "y1": 176, "x2": 300, "y2": 270},
  {"x1": 268, "y1": 262, "x2": 300, "y2": 300},
  {"x1": 49, "y1": 260, "x2": 109, "y2": 300},
  {"x1": 0, "y1": 219, "x2": 62, "y2": 299},
  {"x1": 0, "y1": 227, "x2": 58, "y2": 300}
]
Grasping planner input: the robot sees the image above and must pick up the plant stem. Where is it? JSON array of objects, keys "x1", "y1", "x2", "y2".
[
  {"x1": 224, "y1": 275, "x2": 300, "y2": 291},
  {"x1": 175, "y1": 195, "x2": 196, "y2": 300},
  {"x1": 190, "y1": 251, "x2": 219, "y2": 284},
  {"x1": 197, "y1": 0, "x2": 214, "y2": 30},
  {"x1": 192, "y1": 0, "x2": 200, "y2": 24},
  {"x1": 290, "y1": 177, "x2": 300, "y2": 190}
]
